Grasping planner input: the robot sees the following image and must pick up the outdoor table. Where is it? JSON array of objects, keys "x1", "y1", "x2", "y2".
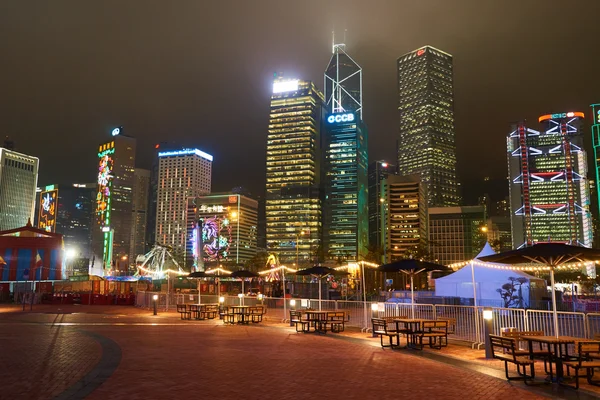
[
  {"x1": 393, "y1": 318, "x2": 437, "y2": 348},
  {"x1": 303, "y1": 311, "x2": 329, "y2": 333},
  {"x1": 522, "y1": 335, "x2": 586, "y2": 382},
  {"x1": 229, "y1": 305, "x2": 250, "y2": 324}
]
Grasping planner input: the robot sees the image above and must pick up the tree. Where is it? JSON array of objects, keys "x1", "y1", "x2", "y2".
[
  {"x1": 496, "y1": 277, "x2": 528, "y2": 308},
  {"x1": 363, "y1": 244, "x2": 384, "y2": 264}
]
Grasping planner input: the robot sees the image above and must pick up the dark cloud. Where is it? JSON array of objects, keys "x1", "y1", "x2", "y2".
[{"x1": 2, "y1": 0, "x2": 599, "y2": 197}]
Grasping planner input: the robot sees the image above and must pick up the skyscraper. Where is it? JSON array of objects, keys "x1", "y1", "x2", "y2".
[
  {"x1": 130, "y1": 168, "x2": 150, "y2": 264},
  {"x1": 397, "y1": 46, "x2": 459, "y2": 207},
  {"x1": 188, "y1": 193, "x2": 258, "y2": 268},
  {"x1": 322, "y1": 43, "x2": 368, "y2": 261},
  {"x1": 0, "y1": 148, "x2": 39, "y2": 231},
  {"x1": 368, "y1": 160, "x2": 395, "y2": 249},
  {"x1": 155, "y1": 148, "x2": 212, "y2": 266},
  {"x1": 591, "y1": 104, "x2": 600, "y2": 233},
  {"x1": 429, "y1": 206, "x2": 486, "y2": 264},
  {"x1": 266, "y1": 77, "x2": 324, "y2": 264},
  {"x1": 508, "y1": 112, "x2": 593, "y2": 248},
  {"x1": 92, "y1": 127, "x2": 136, "y2": 273},
  {"x1": 384, "y1": 174, "x2": 428, "y2": 263}
]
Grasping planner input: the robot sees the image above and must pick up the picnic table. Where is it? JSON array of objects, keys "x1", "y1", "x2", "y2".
[
  {"x1": 393, "y1": 318, "x2": 448, "y2": 349},
  {"x1": 228, "y1": 305, "x2": 251, "y2": 324},
  {"x1": 291, "y1": 310, "x2": 347, "y2": 334},
  {"x1": 522, "y1": 335, "x2": 585, "y2": 382}
]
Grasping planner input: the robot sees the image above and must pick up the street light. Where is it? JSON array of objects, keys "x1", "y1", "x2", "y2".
[{"x1": 483, "y1": 307, "x2": 493, "y2": 358}]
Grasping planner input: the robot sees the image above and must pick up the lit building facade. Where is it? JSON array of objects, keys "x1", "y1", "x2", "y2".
[
  {"x1": 323, "y1": 112, "x2": 368, "y2": 261},
  {"x1": 429, "y1": 206, "x2": 486, "y2": 265},
  {"x1": 266, "y1": 78, "x2": 324, "y2": 264},
  {"x1": 592, "y1": 104, "x2": 600, "y2": 232},
  {"x1": 188, "y1": 194, "x2": 258, "y2": 268},
  {"x1": 383, "y1": 174, "x2": 428, "y2": 262},
  {"x1": 130, "y1": 168, "x2": 150, "y2": 263},
  {"x1": 368, "y1": 160, "x2": 395, "y2": 249},
  {"x1": 155, "y1": 148, "x2": 212, "y2": 266},
  {"x1": 508, "y1": 112, "x2": 593, "y2": 248},
  {"x1": 92, "y1": 127, "x2": 136, "y2": 273},
  {"x1": 0, "y1": 148, "x2": 39, "y2": 231},
  {"x1": 38, "y1": 183, "x2": 95, "y2": 258},
  {"x1": 322, "y1": 43, "x2": 368, "y2": 261},
  {"x1": 397, "y1": 46, "x2": 459, "y2": 207}
]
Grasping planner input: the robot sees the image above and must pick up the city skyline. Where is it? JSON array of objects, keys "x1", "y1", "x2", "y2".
[{"x1": 3, "y1": 1, "x2": 600, "y2": 200}]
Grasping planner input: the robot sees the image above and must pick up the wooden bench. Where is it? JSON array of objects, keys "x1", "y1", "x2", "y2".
[
  {"x1": 564, "y1": 341, "x2": 600, "y2": 389},
  {"x1": 437, "y1": 317, "x2": 456, "y2": 334},
  {"x1": 502, "y1": 330, "x2": 553, "y2": 377},
  {"x1": 415, "y1": 321, "x2": 448, "y2": 350},
  {"x1": 290, "y1": 310, "x2": 309, "y2": 332},
  {"x1": 328, "y1": 312, "x2": 347, "y2": 333},
  {"x1": 372, "y1": 318, "x2": 400, "y2": 348},
  {"x1": 222, "y1": 306, "x2": 236, "y2": 324},
  {"x1": 249, "y1": 306, "x2": 266, "y2": 323},
  {"x1": 489, "y1": 334, "x2": 535, "y2": 385},
  {"x1": 177, "y1": 304, "x2": 191, "y2": 320}
]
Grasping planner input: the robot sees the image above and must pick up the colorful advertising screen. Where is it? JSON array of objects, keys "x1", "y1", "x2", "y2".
[
  {"x1": 96, "y1": 146, "x2": 115, "y2": 227},
  {"x1": 201, "y1": 215, "x2": 232, "y2": 261},
  {"x1": 38, "y1": 188, "x2": 58, "y2": 232}
]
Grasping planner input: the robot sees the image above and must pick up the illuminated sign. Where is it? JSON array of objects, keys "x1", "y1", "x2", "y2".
[
  {"x1": 417, "y1": 49, "x2": 426, "y2": 56},
  {"x1": 273, "y1": 79, "x2": 299, "y2": 93},
  {"x1": 228, "y1": 196, "x2": 238, "y2": 203},
  {"x1": 199, "y1": 205, "x2": 224, "y2": 213},
  {"x1": 111, "y1": 127, "x2": 121, "y2": 136},
  {"x1": 101, "y1": 226, "x2": 111, "y2": 232},
  {"x1": 202, "y1": 216, "x2": 232, "y2": 261},
  {"x1": 158, "y1": 148, "x2": 213, "y2": 162},
  {"x1": 96, "y1": 147, "x2": 115, "y2": 228},
  {"x1": 327, "y1": 113, "x2": 355, "y2": 124},
  {"x1": 38, "y1": 188, "x2": 58, "y2": 233},
  {"x1": 539, "y1": 112, "x2": 585, "y2": 122}
]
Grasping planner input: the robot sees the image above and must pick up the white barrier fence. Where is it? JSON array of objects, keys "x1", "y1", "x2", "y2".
[{"x1": 135, "y1": 291, "x2": 600, "y2": 343}]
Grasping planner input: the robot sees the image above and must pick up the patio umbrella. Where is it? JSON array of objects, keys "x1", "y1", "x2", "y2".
[
  {"x1": 377, "y1": 259, "x2": 450, "y2": 319},
  {"x1": 479, "y1": 243, "x2": 600, "y2": 338},
  {"x1": 295, "y1": 266, "x2": 349, "y2": 310},
  {"x1": 230, "y1": 269, "x2": 259, "y2": 297},
  {"x1": 187, "y1": 271, "x2": 209, "y2": 304}
]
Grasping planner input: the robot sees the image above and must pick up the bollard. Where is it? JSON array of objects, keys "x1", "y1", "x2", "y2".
[
  {"x1": 153, "y1": 294, "x2": 158, "y2": 316},
  {"x1": 289, "y1": 300, "x2": 296, "y2": 326},
  {"x1": 483, "y1": 307, "x2": 493, "y2": 358}
]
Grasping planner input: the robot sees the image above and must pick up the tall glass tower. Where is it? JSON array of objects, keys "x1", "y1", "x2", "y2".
[
  {"x1": 323, "y1": 43, "x2": 368, "y2": 261},
  {"x1": 397, "y1": 46, "x2": 459, "y2": 207},
  {"x1": 266, "y1": 78, "x2": 324, "y2": 264}
]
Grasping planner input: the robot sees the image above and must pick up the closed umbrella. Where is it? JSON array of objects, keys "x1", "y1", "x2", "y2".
[
  {"x1": 377, "y1": 259, "x2": 449, "y2": 319},
  {"x1": 187, "y1": 271, "x2": 209, "y2": 304},
  {"x1": 295, "y1": 266, "x2": 349, "y2": 310},
  {"x1": 230, "y1": 269, "x2": 259, "y2": 299},
  {"x1": 479, "y1": 243, "x2": 600, "y2": 338}
]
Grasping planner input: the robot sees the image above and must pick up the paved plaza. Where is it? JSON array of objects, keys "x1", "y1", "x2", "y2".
[{"x1": 0, "y1": 305, "x2": 597, "y2": 399}]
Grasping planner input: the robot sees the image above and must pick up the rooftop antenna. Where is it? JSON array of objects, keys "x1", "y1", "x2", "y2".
[{"x1": 332, "y1": 30, "x2": 335, "y2": 54}]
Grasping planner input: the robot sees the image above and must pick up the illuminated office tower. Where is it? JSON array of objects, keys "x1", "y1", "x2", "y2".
[
  {"x1": 368, "y1": 160, "x2": 395, "y2": 249},
  {"x1": 322, "y1": 43, "x2": 368, "y2": 261},
  {"x1": 155, "y1": 148, "x2": 212, "y2": 266},
  {"x1": 397, "y1": 46, "x2": 459, "y2": 207},
  {"x1": 266, "y1": 77, "x2": 324, "y2": 264},
  {"x1": 508, "y1": 112, "x2": 593, "y2": 248},
  {"x1": 0, "y1": 148, "x2": 38, "y2": 230},
  {"x1": 592, "y1": 104, "x2": 600, "y2": 230},
  {"x1": 92, "y1": 127, "x2": 136, "y2": 274},
  {"x1": 187, "y1": 193, "x2": 258, "y2": 268},
  {"x1": 38, "y1": 183, "x2": 95, "y2": 258},
  {"x1": 383, "y1": 174, "x2": 428, "y2": 263},
  {"x1": 130, "y1": 168, "x2": 150, "y2": 264}
]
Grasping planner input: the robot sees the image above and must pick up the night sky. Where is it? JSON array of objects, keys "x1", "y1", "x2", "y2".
[{"x1": 2, "y1": 1, "x2": 600, "y2": 200}]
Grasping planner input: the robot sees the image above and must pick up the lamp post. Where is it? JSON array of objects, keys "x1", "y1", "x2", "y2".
[
  {"x1": 153, "y1": 294, "x2": 158, "y2": 315},
  {"x1": 483, "y1": 307, "x2": 493, "y2": 358}
]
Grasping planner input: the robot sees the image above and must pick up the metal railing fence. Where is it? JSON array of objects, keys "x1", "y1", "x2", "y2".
[{"x1": 134, "y1": 291, "x2": 600, "y2": 343}]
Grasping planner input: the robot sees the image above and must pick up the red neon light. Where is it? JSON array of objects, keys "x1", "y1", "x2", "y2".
[
  {"x1": 417, "y1": 49, "x2": 425, "y2": 56},
  {"x1": 538, "y1": 112, "x2": 585, "y2": 122},
  {"x1": 155, "y1": 144, "x2": 160, "y2": 149}
]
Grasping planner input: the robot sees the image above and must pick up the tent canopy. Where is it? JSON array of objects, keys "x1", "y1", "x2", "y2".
[{"x1": 434, "y1": 243, "x2": 546, "y2": 307}]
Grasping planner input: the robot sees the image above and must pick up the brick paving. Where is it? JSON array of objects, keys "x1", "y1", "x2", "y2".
[{"x1": 0, "y1": 305, "x2": 556, "y2": 400}]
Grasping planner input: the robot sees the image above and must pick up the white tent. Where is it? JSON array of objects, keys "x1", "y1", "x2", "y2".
[{"x1": 435, "y1": 243, "x2": 546, "y2": 307}]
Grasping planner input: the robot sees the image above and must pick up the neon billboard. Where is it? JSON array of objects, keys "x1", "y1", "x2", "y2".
[
  {"x1": 201, "y1": 216, "x2": 231, "y2": 261},
  {"x1": 38, "y1": 187, "x2": 58, "y2": 232},
  {"x1": 96, "y1": 147, "x2": 114, "y2": 227}
]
